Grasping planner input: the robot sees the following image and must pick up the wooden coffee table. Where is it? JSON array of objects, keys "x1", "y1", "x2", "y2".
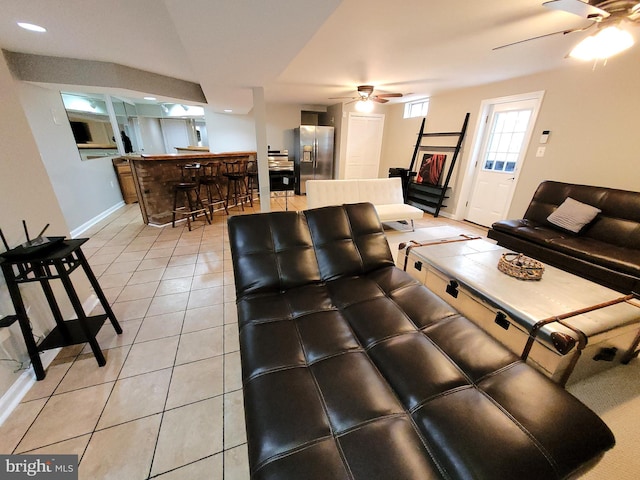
[{"x1": 397, "y1": 236, "x2": 640, "y2": 385}]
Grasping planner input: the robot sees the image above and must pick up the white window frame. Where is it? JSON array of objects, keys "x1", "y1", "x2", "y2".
[{"x1": 403, "y1": 98, "x2": 430, "y2": 119}]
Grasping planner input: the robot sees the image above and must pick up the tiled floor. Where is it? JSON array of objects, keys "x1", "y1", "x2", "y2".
[{"x1": 0, "y1": 194, "x2": 486, "y2": 479}]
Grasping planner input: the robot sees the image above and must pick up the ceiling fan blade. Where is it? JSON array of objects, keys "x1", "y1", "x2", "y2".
[
  {"x1": 371, "y1": 97, "x2": 389, "y2": 103},
  {"x1": 328, "y1": 96, "x2": 357, "y2": 100},
  {"x1": 543, "y1": 0, "x2": 610, "y2": 20},
  {"x1": 493, "y1": 25, "x2": 591, "y2": 50},
  {"x1": 375, "y1": 93, "x2": 403, "y2": 98}
]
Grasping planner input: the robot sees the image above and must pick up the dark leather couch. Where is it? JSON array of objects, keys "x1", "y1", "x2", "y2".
[
  {"x1": 488, "y1": 181, "x2": 640, "y2": 293},
  {"x1": 228, "y1": 203, "x2": 614, "y2": 480}
]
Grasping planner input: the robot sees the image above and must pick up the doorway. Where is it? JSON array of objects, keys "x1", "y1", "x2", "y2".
[
  {"x1": 464, "y1": 92, "x2": 544, "y2": 227},
  {"x1": 344, "y1": 113, "x2": 385, "y2": 179}
]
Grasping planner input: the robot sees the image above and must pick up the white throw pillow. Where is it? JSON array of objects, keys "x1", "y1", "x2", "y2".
[{"x1": 547, "y1": 197, "x2": 601, "y2": 233}]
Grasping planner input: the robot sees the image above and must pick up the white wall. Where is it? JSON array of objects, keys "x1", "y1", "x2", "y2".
[
  {"x1": 205, "y1": 103, "x2": 311, "y2": 155},
  {"x1": 327, "y1": 103, "x2": 343, "y2": 178},
  {"x1": 137, "y1": 117, "x2": 167, "y2": 154},
  {"x1": 17, "y1": 83, "x2": 124, "y2": 234},
  {"x1": 265, "y1": 104, "x2": 305, "y2": 153},
  {"x1": 381, "y1": 52, "x2": 640, "y2": 219},
  {"x1": 379, "y1": 106, "x2": 422, "y2": 178},
  {"x1": 206, "y1": 110, "x2": 257, "y2": 152},
  {"x1": 160, "y1": 118, "x2": 191, "y2": 153}
]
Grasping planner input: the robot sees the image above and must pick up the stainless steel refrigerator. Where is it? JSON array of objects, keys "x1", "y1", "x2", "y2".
[{"x1": 294, "y1": 126, "x2": 335, "y2": 194}]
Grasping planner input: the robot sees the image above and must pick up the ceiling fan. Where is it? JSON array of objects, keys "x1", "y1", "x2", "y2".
[
  {"x1": 329, "y1": 85, "x2": 403, "y2": 104},
  {"x1": 494, "y1": 0, "x2": 640, "y2": 51}
]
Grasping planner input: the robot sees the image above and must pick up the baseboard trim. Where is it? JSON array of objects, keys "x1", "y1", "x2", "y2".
[
  {"x1": 0, "y1": 349, "x2": 59, "y2": 426},
  {"x1": 0, "y1": 294, "x2": 100, "y2": 426},
  {"x1": 437, "y1": 211, "x2": 454, "y2": 220},
  {"x1": 70, "y1": 201, "x2": 125, "y2": 238}
]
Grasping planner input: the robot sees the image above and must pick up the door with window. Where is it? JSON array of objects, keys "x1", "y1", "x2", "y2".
[{"x1": 466, "y1": 96, "x2": 541, "y2": 227}]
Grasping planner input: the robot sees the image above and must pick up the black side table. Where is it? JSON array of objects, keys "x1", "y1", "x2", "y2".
[{"x1": 0, "y1": 238, "x2": 122, "y2": 380}]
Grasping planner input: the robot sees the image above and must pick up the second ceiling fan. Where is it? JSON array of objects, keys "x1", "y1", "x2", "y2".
[
  {"x1": 330, "y1": 85, "x2": 403, "y2": 104},
  {"x1": 495, "y1": 0, "x2": 640, "y2": 51}
]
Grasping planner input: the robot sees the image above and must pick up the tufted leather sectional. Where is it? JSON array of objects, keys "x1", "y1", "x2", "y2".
[
  {"x1": 228, "y1": 202, "x2": 615, "y2": 480},
  {"x1": 488, "y1": 181, "x2": 640, "y2": 293}
]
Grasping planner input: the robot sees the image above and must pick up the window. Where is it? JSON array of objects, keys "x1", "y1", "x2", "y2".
[
  {"x1": 404, "y1": 99, "x2": 430, "y2": 119},
  {"x1": 482, "y1": 109, "x2": 532, "y2": 173}
]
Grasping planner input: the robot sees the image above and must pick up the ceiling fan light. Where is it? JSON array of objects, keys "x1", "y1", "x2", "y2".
[
  {"x1": 569, "y1": 25, "x2": 634, "y2": 60},
  {"x1": 569, "y1": 36, "x2": 598, "y2": 60},
  {"x1": 17, "y1": 22, "x2": 46, "y2": 33},
  {"x1": 355, "y1": 99, "x2": 374, "y2": 113}
]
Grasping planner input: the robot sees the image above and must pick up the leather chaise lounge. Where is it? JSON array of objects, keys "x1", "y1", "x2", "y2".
[{"x1": 228, "y1": 202, "x2": 614, "y2": 480}]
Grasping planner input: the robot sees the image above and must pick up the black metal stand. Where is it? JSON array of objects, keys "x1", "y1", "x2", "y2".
[
  {"x1": 0, "y1": 238, "x2": 122, "y2": 380},
  {"x1": 269, "y1": 171, "x2": 295, "y2": 211}
]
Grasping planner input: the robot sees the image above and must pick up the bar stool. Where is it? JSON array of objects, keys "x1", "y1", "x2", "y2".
[
  {"x1": 245, "y1": 160, "x2": 259, "y2": 207},
  {"x1": 172, "y1": 163, "x2": 211, "y2": 230},
  {"x1": 200, "y1": 161, "x2": 229, "y2": 216},
  {"x1": 223, "y1": 159, "x2": 250, "y2": 211}
]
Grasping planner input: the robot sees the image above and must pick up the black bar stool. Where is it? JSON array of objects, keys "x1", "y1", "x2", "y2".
[
  {"x1": 223, "y1": 160, "x2": 250, "y2": 211},
  {"x1": 200, "y1": 161, "x2": 229, "y2": 216},
  {"x1": 172, "y1": 163, "x2": 211, "y2": 230},
  {"x1": 246, "y1": 160, "x2": 259, "y2": 207}
]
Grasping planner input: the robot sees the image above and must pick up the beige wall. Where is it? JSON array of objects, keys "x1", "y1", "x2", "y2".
[
  {"x1": 18, "y1": 83, "x2": 125, "y2": 234},
  {"x1": 381, "y1": 52, "x2": 640, "y2": 219},
  {"x1": 0, "y1": 55, "x2": 90, "y2": 395}
]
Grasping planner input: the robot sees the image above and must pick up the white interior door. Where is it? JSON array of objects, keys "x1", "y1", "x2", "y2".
[
  {"x1": 344, "y1": 113, "x2": 384, "y2": 179},
  {"x1": 466, "y1": 97, "x2": 540, "y2": 227}
]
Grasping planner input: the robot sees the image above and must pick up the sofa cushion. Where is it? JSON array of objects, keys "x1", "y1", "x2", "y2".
[
  {"x1": 358, "y1": 177, "x2": 405, "y2": 204},
  {"x1": 547, "y1": 197, "x2": 601, "y2": 233},
  {"x1": 305, "y1": 203, "x2": 395, "y2": 281},
  {"x1": 306, "y1": 179, "x2": 362, "y2": 208},
  {"x1": 228, "y1": 211, "x2": 321, "y2": 295},
  {"x1": 491, "y1": 219, "x2": 567, "y2": 246},
  {"x1": 580, "y1": 215, "x2": 640, "y2": 248},
  {"x1": 306, "y1": 178, "x2": 423, "y2": 225},
  {"x1": 374, "y1": 203, "x2": 424, "y2": 222},
  {"x1": 547, "y1": 236, "x2": 640, "y2": 277}
]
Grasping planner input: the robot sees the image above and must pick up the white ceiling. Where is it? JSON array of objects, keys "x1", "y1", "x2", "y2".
[{"x1": 0, "y1": 0, "x2": 636, "y2": 113}]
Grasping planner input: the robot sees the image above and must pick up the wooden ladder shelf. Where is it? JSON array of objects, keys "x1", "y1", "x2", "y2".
[{"x1": 406, "y1": 112, "x2": 470, "y2": 217}]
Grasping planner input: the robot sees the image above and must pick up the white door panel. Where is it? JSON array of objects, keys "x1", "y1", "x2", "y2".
[
  {"x1": 466, "y1": 96, "x2": 540, "y2": 227},
  {"x1": 344, "y1": 113, "x2": 384, "y2": 179}
]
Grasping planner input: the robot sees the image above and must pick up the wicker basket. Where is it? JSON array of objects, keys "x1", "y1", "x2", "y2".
[{"x1": 497, "y1": 253, "x2": 544, "y2": 280}]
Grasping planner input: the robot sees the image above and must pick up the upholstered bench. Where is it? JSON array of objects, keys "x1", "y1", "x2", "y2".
[
  {"x1": 228, "y1": 202, "x2": 614, "y2": 480},
  {"x1": 306, "y1": 177, "x2": 424, "y2": 230}
]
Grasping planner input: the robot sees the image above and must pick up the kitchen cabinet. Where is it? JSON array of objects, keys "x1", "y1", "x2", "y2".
[{"x1": 112, "y1": 159, "x2": 138, "y2": 204}]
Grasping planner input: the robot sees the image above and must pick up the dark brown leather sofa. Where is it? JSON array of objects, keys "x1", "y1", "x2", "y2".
[
  {"x1": 228, "y1": 203, "x2": 614, "y2": 480},
  {"x1": 488, "y1": 181, "x2": 640, "y2": 294}
]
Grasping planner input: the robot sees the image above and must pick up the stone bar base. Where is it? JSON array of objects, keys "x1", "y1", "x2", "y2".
[{"x1": 125, "y1": 152, "x2": 256, "y2": 225}]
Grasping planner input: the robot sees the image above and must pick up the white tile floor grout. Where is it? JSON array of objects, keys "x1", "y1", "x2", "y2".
[{"x1": 0, "y1": 195, "x2": 487, "y2": 479}]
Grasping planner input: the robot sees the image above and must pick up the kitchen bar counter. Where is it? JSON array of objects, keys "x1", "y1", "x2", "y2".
[
  {"x1": 174, "y1": 146, "x2": 210, "y2": 152},
  {"x1": 123, "y1": 152, "x2": 256, "y2": 226}
]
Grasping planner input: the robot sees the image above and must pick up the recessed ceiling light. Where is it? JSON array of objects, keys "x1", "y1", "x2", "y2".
[
  {"x1": 143, "y1": 96, "x2": 156, "y2": 101},
  {"x1": 18, "y1": 22, "x2": 46, "y2": 33},
  {"x1": 224, "y1": 109, "x2": 233, "y2": 113}
]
